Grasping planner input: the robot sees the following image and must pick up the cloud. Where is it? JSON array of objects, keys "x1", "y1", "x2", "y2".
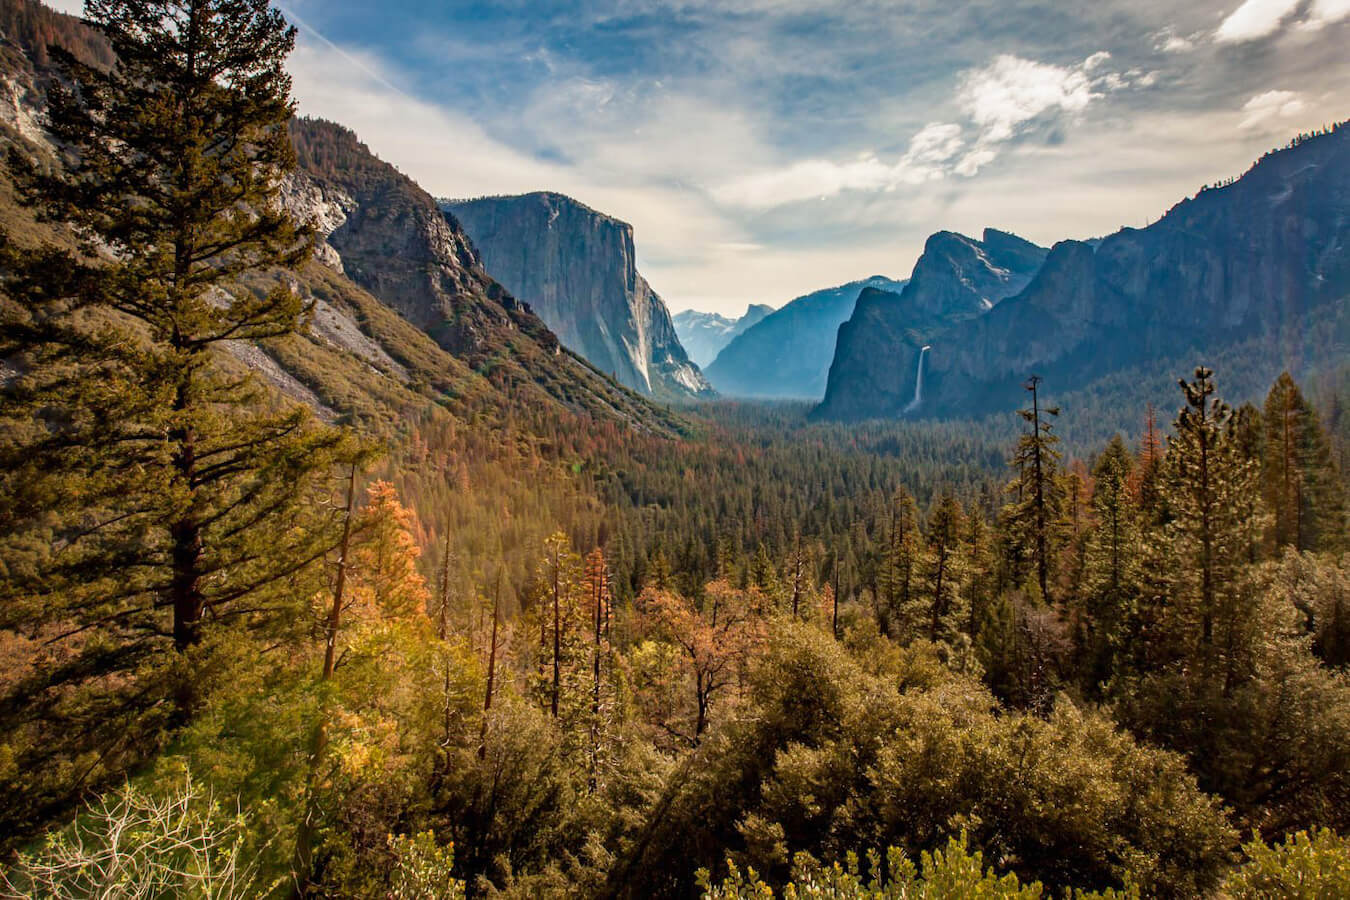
[
  {"x1": 1152, "y1": 27, "x2": 1197, "y2": 52},
  {"x1": 713, "y1": 50, "x2": 1141, "y2": 210},
  {"x1": 271, "y1": 0, "x2": 1350, "y2": 316},
  {"x1": 1301, "y1": 0, "x2": 1350, "y2": 30},
  {"x1": 711, "y1": 122, "x2": 964, "y2": 209},
  {"x1": 1239, "y1": 89, "x2": 1306, "y2": 129},
  {"x1": 957, "y1": 54, "x2": 1102, "y2": 144},
  {"x1": 42, "y1": 0, "x2": 84, "y2": 14},
  {"x1": 1213, "y1": 0, "x2": 1350, "y2": 42},
  {"x1": 1215, "y1": 0, "x2": 1301, "y2": 43}
]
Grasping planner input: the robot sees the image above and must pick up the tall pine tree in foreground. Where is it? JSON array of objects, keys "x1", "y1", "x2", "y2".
[{"x1": 0, "y1": 0, "x2": 356, "y2": 842}]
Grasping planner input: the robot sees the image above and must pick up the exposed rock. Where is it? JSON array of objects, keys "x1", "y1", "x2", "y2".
[
  {"x1": 673, "y1": 304, "x2": 774, "y2": 368},
  {"x1": 815, "y1": 124, "x2": 1350, "y2": 421},
  {"x1": 442, "y1": 192, "x2": 712, "y2": 400},
  {"x1": 279, "y1": 173, "x2": 354, "y2": 272},
  {"x1": 707, "y1": 275, "x2": 908, "y2": 399},
  {"x1": 222, "y1": 339, "x2": 337, "y2": 421}
]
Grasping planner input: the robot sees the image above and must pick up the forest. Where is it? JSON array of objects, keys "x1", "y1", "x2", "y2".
[{"x1": 2, "y1": 1, "x2": 1350, "y2": 897}]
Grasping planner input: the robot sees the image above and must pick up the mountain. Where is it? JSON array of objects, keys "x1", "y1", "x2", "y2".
[
  {"x1": 441, "y1": 192, "x2": 713, "y2": 401},
  {"x1": 705, "y1": 275, "x2": 908, "y2": 399},
  {"x1": 815, "y1": 125, "x2": 1350, "y2": 422},
  {"x1": 817, "y1": 230, "x2": 1047, "y2": 418},
  {"x1": 0, "y1": 2, "x2": 684, "y2": 436},
  {"x1": 673, "y1": 304, "x2": 774, "y2": 367}
]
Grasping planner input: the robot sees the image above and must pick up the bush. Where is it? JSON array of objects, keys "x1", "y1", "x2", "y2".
[{"x1": 1224, "y1": 828, "x2": 1350, "y2": 898}]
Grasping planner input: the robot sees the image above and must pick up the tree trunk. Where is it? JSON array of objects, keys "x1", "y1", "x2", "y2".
[{"x1": 292, "y1": 463, "x2": 358, "y2": 898}]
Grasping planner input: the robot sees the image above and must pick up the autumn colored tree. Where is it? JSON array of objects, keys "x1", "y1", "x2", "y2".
[{"x1": 644, "y1": 580, "x2": 765, "y2": 742}]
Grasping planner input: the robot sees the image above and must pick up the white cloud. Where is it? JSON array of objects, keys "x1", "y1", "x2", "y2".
[
  {"x1": 713, "y1": 50, "x2": 1137, "y2": 211},
  {"x1": 1153, "y1": 27, "x2": 1197, "y2": 52},
  {"x1": 1239, "y1": 89, "x2": 1306, "y2": 129},
  {"x1": 712, "y1": 122, "x2": 964, "y2": 209},
  {"x1": 42, "y1": 0, "x2": 84, "y2": 14},
  {"x1": 1301, "y1": 0, "x2": 1350, "y2": 30},
  {"x1": 1215, "y1": 0, "x2": 1303, "y2": 43},
  {"x1": 953, "y1": 148, "x2": 997, "y2": 177},
  {"x1": 957, "y1": 54, "x2": 1100, "y2": 144}
]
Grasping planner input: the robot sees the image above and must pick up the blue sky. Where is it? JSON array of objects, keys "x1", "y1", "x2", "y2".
[{"x1": 50, "y1": 0, "x2": 1350, "y2": 315}]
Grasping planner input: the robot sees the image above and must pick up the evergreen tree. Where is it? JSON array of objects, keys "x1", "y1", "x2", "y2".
[
  {"x1": 923, "y1": 492, "x2": 965, "y2": 644},
  {"x1": 0, "y1": 0, "x2": 357, "y2": 839},
  {"x1": 1004, "y1": 376, "x2": 1063, "y2": 603},
  {"x1": 1082, "y1": 435, "x2": 1140, "y2": 687},
  {"x1": 1162, "y1": 368, "x2": 1261, "y2": 685},
  {"x1": 1263, "y1": 373, "x2": 1346, "y2": 553},
  {"x1": 876, "y1": 488, "x2": 920, "y2": 637}
]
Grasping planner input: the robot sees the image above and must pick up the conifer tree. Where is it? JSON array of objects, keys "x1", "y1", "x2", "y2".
[
  {"x1": 1082, "y1": 435, "x2": 1140, "y2": 685},
  {"x1": 923, "y1": 492, "x2": 965, "y2": 643},
  {"x1": 1162, "y1": 368, "x2": 1261, "y2": 683},
  {"x1": 1004, "y1": 375, "x2": 1063, "y2": 603},
  {"x1": 1263, "y1": 373, "x2": 1346, "y2": 553},
  {"x1": 876, "y1": 488, "x2": 920, "y2": 637},
  {"x1": 1134, "y1": 403, "x2": 1167, "y2": 525},
  {"x1": 0, "y1": 0, "x2": 357, "y2": 838},
  {"x1": 0, "y1": 0, "x2": 353, "y2": 645}
]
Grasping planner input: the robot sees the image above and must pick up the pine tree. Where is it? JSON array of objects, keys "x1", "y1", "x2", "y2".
[
  {"x1": 1263, "y1": 373, "x2": 1347, "y2": 553},
  {"x1": 876, "y1": 488, "x2": 920, "y2": 637},
  {"x1": 1134, "y1": 403, "x2": 1166, "y2": 526},
  {"x1": 1082, "y1": 435, "x2": 1140, "y2": 686},
  {"x1": 1162, "y1": 368, "x2": 1261, "y2": 685},
  {"x1": 0, "y1": 0, "x2": 357, "y2": 839},
  {"x1": 1004, "y1": 375, "x2": 1063, "y2": 603},
  {"x1": 923, "y1": 492, "x2": 965, "y2": 644}
]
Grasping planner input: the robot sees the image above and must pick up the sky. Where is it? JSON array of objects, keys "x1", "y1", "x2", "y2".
[{"x1": 49, "y1": 0, "x2": 1350, "y2": 316}]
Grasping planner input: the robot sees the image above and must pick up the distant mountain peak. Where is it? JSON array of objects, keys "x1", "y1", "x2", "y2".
[{"x1": 705, "y1": 275, "x2": 907, "y2": 400}]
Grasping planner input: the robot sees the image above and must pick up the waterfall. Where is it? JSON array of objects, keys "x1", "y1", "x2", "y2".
[{"x1": 903, "y1": 345, "x2": 931, "y2": 414}]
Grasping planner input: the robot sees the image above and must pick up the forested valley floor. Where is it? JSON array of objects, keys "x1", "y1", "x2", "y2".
[{"x1": 2, "y1": 0, "x2": 1350, "y2": 897}]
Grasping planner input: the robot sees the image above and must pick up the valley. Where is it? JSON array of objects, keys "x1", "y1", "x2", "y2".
[{"x1": 0, "y1": 0, "x2": 1348, "y2": 898}]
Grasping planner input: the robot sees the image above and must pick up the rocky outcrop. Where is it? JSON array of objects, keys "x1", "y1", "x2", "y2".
[
  {"x1": 673, "y1": 304, "x2": 774, "y2": 368},
  {"x1": 706, "y1": 276, "x2": 908, "y2": 399},
  {"x1": 278, "y1": 174, "x2": 353, "y2": 272},
  {"x1": 0, "y1": 12, "x2": 686, "y2": 434},
  {"x1": 289, "y1": 119, "x2": 560, "y2": 363},
  {"x1": 816, "y1": 231, "x2": 1046, "y2": 419},
  {"x1": 816, "y1": 124, "x2": 1350, "y2": 421},
  {"x1": 442, "y1": 192, "x2": 712, "y2": 400}
]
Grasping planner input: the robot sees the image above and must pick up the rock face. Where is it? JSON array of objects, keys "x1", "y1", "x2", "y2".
[
  {"x1": 673, "y1": 304, "x2": 774, "y2": 368},
  {"x1": 442, "y1": 192, "x2": 712, "y2": 400},
  {"x1": 704, "y1": 276, "x2": 908, "y2": 399},
  {"x1": 818, "y1": 231, "x2": 1046, "y2": 418},
  {"x1": 291, "y1": 120, "x2": 554, "y2": 363},
  {"x1": 0, "y1": 11, "x2": 686, "y2": 434},
  {"x1": 816, "y1": 124, "x2": 1350, "y2": 421}
]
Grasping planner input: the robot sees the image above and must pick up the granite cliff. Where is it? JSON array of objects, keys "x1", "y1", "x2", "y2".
[
  {"x1": 816, "y1": 126, "x2": 1350, "y2": 421},
  {"x1": 442, "y1": 192, "x2": 712, "y2": 401},
  {"x1": 706, "y1": 275, "x2": 908, "y2": 399},
  {"x1": 673, "y1": 304, "x2": 774, "y2": 368}
]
